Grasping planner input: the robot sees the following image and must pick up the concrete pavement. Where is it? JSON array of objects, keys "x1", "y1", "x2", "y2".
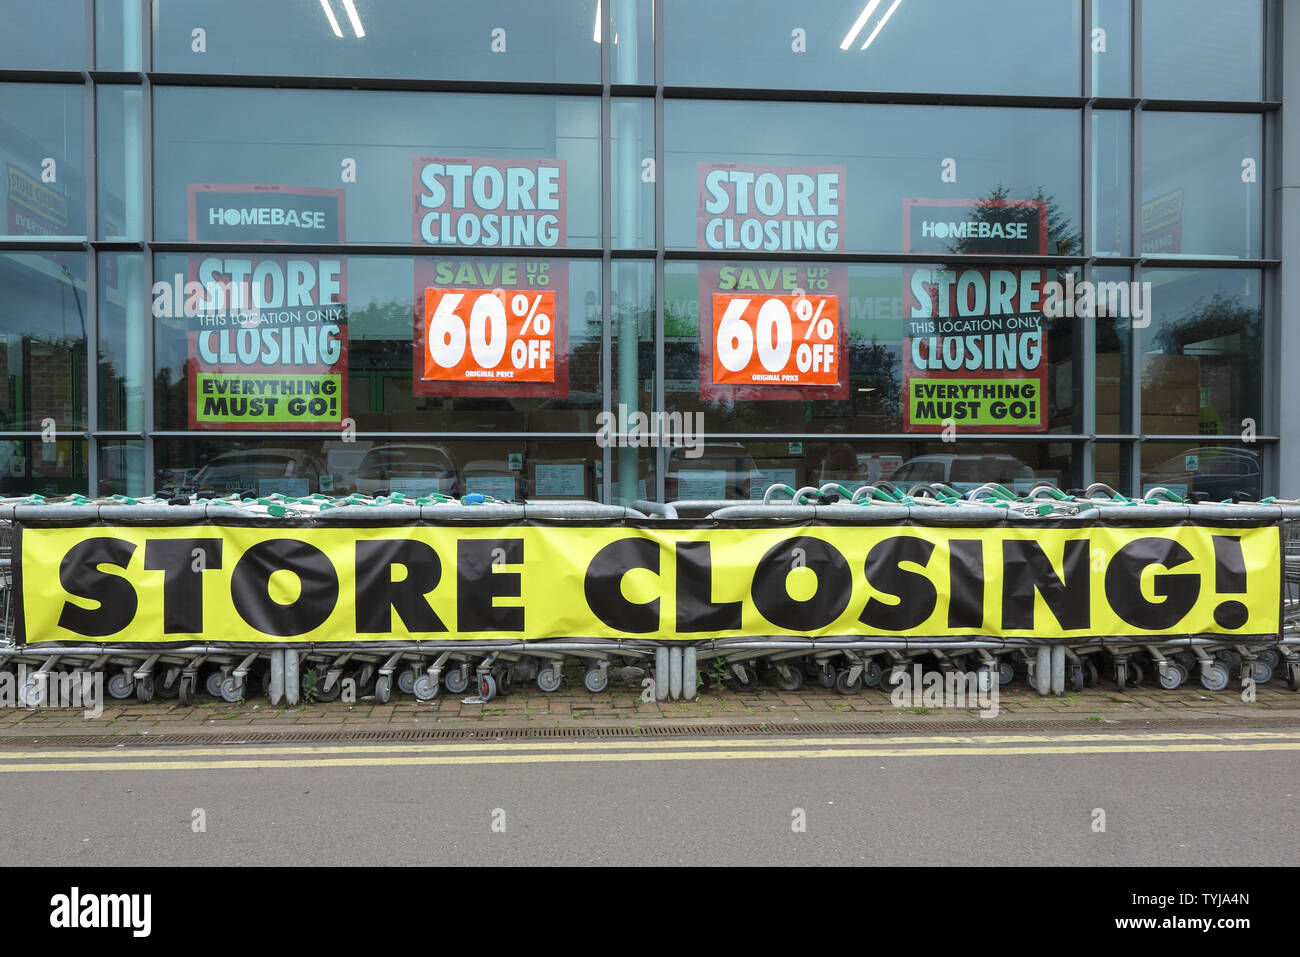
[{"x1": 1, "y1": 673, "x2": 1298, "y2": 740}]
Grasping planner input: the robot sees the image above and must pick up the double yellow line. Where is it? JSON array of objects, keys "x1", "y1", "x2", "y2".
[{"x1": 0, "y1": 730, "x2": 1296, "y2": 773}]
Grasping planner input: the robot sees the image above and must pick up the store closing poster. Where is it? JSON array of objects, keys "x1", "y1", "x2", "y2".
[
  {"x1": 184, "y1": 184, "x2": 348, "y2": 430},
  {"x1": 696, "y1": 162, "x2": 849, "y2": 401},
  {"x1": 901, "y1": 197, "x2": 1049, "y2": 433},
  {"x1": 411, "y1": 156, "x2": 569, "y2": 399}
]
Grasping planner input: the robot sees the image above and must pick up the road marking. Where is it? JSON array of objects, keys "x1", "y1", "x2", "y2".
[
  {"x1": 0, "y1": 740, "x2": 1297, "y2": 772},
  {"x1": 2, "y1": 729, "x2": 1298, "y2": 762}
]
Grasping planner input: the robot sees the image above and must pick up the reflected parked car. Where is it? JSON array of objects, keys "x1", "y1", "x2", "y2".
[
  {"x1": 891, "y1": 453, "x2": 1036, "y2": 491},
  {"x1": 352, "y1": 443, "x2": 460, "y2": 497},
  {"x1": 1145, "y1": 446, "x2": 1261, "y2": 500},
  {"x1": 194, "y1": 448, "x2": 327, "y2": 497}
]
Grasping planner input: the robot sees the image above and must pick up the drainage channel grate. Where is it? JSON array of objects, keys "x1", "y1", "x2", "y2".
[{"x1": 3, "y1": 715, "x2": 1300, "y2": 749}]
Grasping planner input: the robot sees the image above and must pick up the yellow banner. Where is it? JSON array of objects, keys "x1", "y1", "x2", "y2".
[{"x1": 19, "y1": 522, "x2": 1280, "y2": 645}]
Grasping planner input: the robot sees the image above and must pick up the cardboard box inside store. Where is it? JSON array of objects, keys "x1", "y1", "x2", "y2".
[
  {"x1": 1052, "y1": 353, "x2": 1124, "y2": 416},
  {"x1": 1054, "y1": 353, "x2": 1201, "y2": 419}
]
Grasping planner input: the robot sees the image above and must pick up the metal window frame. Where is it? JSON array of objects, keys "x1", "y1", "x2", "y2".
[{"x1": 0, "y1": 0, "x2": 1284, "y2": 500}]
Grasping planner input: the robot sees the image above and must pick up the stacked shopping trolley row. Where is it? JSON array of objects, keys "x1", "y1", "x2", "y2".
[{"x1": 1, "y1": 481, "x2": 1296, "y2": 705}]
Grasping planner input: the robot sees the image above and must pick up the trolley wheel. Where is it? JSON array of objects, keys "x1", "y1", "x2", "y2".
[
  {"x1": 397, "y1": 668, "x2": 417, "y2": 696},
  {"x1": 997, "y1": 660, "x2": 1015, "y2": 685},
  {"x1": 1258, "y1": 648, "x2": 1280, "y2": 670},
  {"x1": 1069, "y1": 663, "x2": 1084, "y2": 693},
  {"x1": 583, "y1": 667, "x2": 609, "y2": 694},
  {"x1": 860, "y1": 661, "x2": 883, "y2": 688},
  {"x1": 727, "y1": 665, "x2": 759, "y2": 693},
  {"x1": 479, "y1": 673, "x2": 497, "y2": 702},
  {"x1": 444, "y1": 668, "x2": 469, "y2": 695},
  {"x1": 219, "y1": 676, "x2": 243, "y2": 704},
  {"x1": 1157, "y1": 663, "x2": 1185, "y2": 690},
  {"x1": 18, "y1": 675, "x2": 45, "y2": 708},
  {"x1": 775, "y1": 666, "x2": 804, "y2": 692},
  {"x1": 834, "y1": 668, "x2": 863, "y2": 696},
  {"x1": 314, "y1": 674, "x2": 341, "y2": 703},
  {"x1": 1287, "y1": 663, "x2": 1300, "y2": 692},
  {"x1": 177, "y1": 674, "x2": 194, "y2": 707},
  {"x1": 1128, "y1": 660, "x2": 1145, "y2": 686},
  {"x1": 495, "y1": 667, "x2": 514, "y2": 697},
  {"x1": 1085, "y1": 659, "x2": 1099, "y2": 686},
  {"x1": 1174, "y1": 651, "x2": 1197, "y2": 672},
  {"x1": 374, "y1": 674, "x2": 392, "y2": 704},
  {"x1": 157, "y1": 669, "x2": 181, "y2": 699},
  {"x1": 205, "y1": 672, "x2": 225, "y2": 698},
  {"x1": 413, "y1": 674, "x2": 439, "y2": 701},
  {"x1": 1114, "y1": 661, "x2": 1127, "y2": 692},
  {"x1": 1250, "y1": 659, "x2": 1274, "y2": 685},
  {"x1": 136, "y1": 675, "x2": 155, "y2": 703},
  {"x1": 537, "y1": 666, "x2": 563, "y2": 693},
  {"x1": 817, "y1": 663, "x2": 836, "y2": 689},
  {"x1": 1200, "y1": 661, "x2": 1231, "y2": 692},
  {"x1": 802, "y1": 658, "x2": 821, "y2": 679},
  {"x1": 107, "y1": 672, "x2": 134, "y2": 700}
]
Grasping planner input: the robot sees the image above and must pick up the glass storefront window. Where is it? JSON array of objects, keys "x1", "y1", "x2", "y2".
[
  {"x1": 0, "y1": 3, "x2": 1283, "y2": 503},
  {"x1": 610, "y1": 260, "x2": 655, "y2": 504},
  {"x1": 611, "y1": 98, "x2": 654, "y2": 248},
  {"x1": 1140, "y1": 268, "x2": 1261, "y2": 439},
  {"x1": 0, "y1": 0, "x2": 85, "y2": 71},
  {"x1": 97, "y1": 438, "x2": 145, "y2": 497},
  {"x1": 664, "y1": 0, "x2": 1081, "y2": 96},
  {"x1": 611, "y1": 0, "x2": 654, "y2": 86},
  {"x1": 1089, "y1": 265, "x2": 1134, "y2": 436},
  {"x1": 1093, "y1": 441, "x2": 1132, "y2": 495},
  {"x1": 96, "y1": 86, "x2": 145, "y2": 240},
  {"x1": 1141, "y1": 0, "x2": 1263, "y2": 102},
  {"x1": 0, "y1": 84, "x2": 87, "y2": 240},
  {"x1": 153, "y1": 88, "x2": 600, "y2": 247},
  {"x1": 659, "y1": 438, "x2": 1084, "y2": 503},
  {"x1": 0, "y1": 253, "x2": 88, "y2": 432},
  {"x1": 152, "y1": 254, "x2": 602, "y2": 434},
  {"x1": 152, "y1": 0, "x2": 602, "y2": 83},
  {"x1": 666, "y1": 261, "x2": 1075, "y2": 436},
  {"x1": 666, "y1": 101, "x2": 1081, "y2": 255},
  {"x1": 99, "y1": 252, "x2": 146, "y2": 432},
  {"x1": 96, "y1": 0, "x2": 144, "y2": 72},
  {"x1": 0, "y1": 439, "x2": 86, "y2": 497},
  {"x1": 1140, "y1": 112, "x2": 1262, "y2": 260},
  {"x1": 156, "y1": 437, "x2": 603, "y2": 501},
  {"x1": 1090, "y1": 0, "x2": 1131, "y2": 97},
  {"x1": 1140, "y1": 440, "x2": 1261, "y2": 502},
  {"x1": 1092, "y1": 110, "x2": 1130, "y2": 256}
]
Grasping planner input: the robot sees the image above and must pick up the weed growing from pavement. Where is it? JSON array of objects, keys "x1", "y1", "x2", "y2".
[{"x1": 301, "y1": 668, "x2": 321, "y2": 704}]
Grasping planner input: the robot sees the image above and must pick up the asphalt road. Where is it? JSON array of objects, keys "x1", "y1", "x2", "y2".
[{"x1": 1, "y1": 729, "x2": 1296, "y2": 866}]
